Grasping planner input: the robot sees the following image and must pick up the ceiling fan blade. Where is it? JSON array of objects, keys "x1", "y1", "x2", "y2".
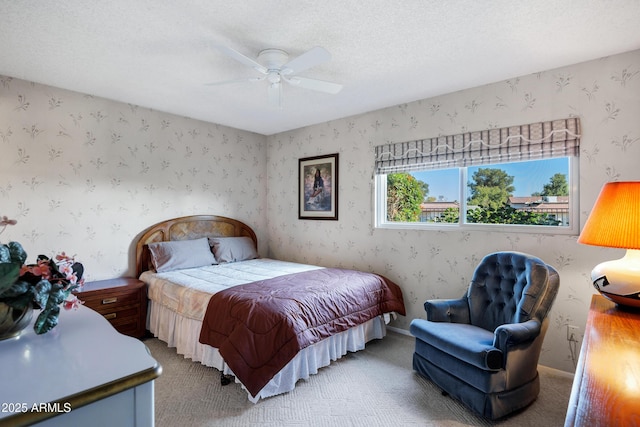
[
  {"x1": 214, "y1": 45, "x2": 268, "y2": 74},
  {"x1": 267, "y1": 82, "x2": 282, "y2": 109},
  {"x1": 280, "y1": 46, "x2": 331, "y2": 75},
  {"x1": 204, "y1": 76, "x2": 265, "y2": 86},
  {"x1": 285, "y1": 76, "x2": 343, "y2": 94}
]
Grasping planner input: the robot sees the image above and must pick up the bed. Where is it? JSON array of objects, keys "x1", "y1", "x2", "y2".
[{"x1": 134, "y1": 215, "x2": 405, "y2": 402}]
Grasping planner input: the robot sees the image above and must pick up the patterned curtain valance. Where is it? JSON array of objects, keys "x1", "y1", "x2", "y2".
[{"x1": 374, "y1": 117, "x2": 581, "y2": 174}]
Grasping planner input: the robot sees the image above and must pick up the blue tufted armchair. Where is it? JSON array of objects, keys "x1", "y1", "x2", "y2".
[{"x1": 410, "y1": 251, "x2": 559, "y2": 420}]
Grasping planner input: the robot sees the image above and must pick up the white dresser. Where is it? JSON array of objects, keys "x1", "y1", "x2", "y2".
[{"x1": 0, "y1": 305, "x2": 161, "y2": 427}]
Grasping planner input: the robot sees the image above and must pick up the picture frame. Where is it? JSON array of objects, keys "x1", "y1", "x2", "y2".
[{"x1": 298, "y1": 153, "x2": 339, "y2": 220}]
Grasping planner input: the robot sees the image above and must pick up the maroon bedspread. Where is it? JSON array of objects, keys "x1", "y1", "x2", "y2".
[{"x1": 198, "y1": 267, "x2": 405, "y2": 397}]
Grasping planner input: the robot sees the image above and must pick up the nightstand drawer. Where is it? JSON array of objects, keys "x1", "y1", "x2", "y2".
[
  {"x1": 102, "y1": 306, "x2": 143, "y2": 333},
  {"x1": 108, "y1": 313, "x2": 144, "y2": 337},
  {"x1": 74, "y1": 278, "x2": 147, "y2": 339},
  {"x1": 98, "y1": 305, "x2": 140, "y2": 321},
  {"x1": 81, "y1": 288, "x2": 142, "y2": 312}
]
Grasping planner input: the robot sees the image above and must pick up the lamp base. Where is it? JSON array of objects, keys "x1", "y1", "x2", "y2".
[
  {"x1": 597, "y1": 290, "x2": 640, "y2": 308},
  {"x1": 591, "y1": 249, "x2": 640, "y2": 309}
]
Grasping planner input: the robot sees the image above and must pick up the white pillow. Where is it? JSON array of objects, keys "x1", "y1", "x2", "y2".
[
  {"x1": 148, "y1": 238, "x2": 217, "y2": 272},
  {"x1": 208, "y1": 236, "x2": 258, "y2": 263}
]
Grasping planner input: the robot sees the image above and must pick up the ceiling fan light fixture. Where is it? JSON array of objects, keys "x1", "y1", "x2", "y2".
[
  {"x1": 211, "y1": 44, "x2": 342, "y2": 105},
  {"x1": 267, "y1": 72, "x2": 281, "y2": 84}
]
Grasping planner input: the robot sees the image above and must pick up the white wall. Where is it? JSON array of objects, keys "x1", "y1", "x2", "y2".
[
  {"x1": 2, "y1": 49, "x2": 639, "y2": 373},
  {"x1": 266, "y1": 49, "x2": 640, "y2": 373}
]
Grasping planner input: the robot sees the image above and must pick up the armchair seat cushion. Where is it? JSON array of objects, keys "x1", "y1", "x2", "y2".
[
  {"x1": 410, "y1": 319, "x2": 503, "y2": 370},
  {"x1": 413, "y1": 341, "x2": 510, "y2": 393}
]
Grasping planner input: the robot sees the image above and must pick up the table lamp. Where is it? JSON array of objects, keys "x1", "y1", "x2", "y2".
[{"x1": 578, "y1": 181, "x2": 640, "y2": 308}]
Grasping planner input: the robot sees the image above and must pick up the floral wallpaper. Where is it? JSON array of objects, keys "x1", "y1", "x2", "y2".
[
  {"x1": 267, "y1": 49, "x2": 640, "y2": 373},
  {"x1": 2, "y1": 49, "x2": 639, "y2": 373},
  {"x1": 0, "y1": 78, "x2": 268, "y2": 280}
]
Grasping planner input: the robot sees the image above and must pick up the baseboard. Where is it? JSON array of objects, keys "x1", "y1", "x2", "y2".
[
  {"x1": 387, "y1": 325, "x2": 411, "y2": 336},
  {"x1": 537, "y1": 364, "x2": 575, "y2": 379}
]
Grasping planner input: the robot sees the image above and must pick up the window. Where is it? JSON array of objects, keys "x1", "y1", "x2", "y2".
[{"x1": 374, "y1": 118, "x2": 580, "y2": 234}]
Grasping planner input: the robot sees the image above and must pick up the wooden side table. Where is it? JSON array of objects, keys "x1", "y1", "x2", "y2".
[
  {"x1": 74, "y1": 277, "x2": 147, "y2": 339},
  {"x1": 564, "y1": 294, "x2": 640, "y2": 426}
]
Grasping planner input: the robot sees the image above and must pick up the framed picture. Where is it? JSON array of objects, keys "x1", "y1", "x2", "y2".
[{"x1": 298, "y1": 153, "x2": 339, "y2": 220}]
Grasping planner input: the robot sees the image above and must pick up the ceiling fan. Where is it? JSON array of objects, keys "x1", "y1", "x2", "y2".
[{"x1": 209, "y1": 45, "x2": 343, "y2": 108}]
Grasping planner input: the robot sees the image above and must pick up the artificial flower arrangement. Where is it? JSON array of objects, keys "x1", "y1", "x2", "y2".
[{"x1": 0, "y1": 216, "x2": 84, "y2": 335}]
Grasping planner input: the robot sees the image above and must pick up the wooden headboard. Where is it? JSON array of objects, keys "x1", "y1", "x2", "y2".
[{"x1": 134, "y1": 215, "x2": 257, "y2": 277}]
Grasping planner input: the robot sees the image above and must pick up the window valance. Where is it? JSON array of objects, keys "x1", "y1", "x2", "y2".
[{"x1": 374, "y1": 117, "x2": 581, "y2": 174}]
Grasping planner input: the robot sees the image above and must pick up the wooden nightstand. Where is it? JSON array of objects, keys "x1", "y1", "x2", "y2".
[{"x1": 74, "y1": 277, "x2": 147, "y2": 339}]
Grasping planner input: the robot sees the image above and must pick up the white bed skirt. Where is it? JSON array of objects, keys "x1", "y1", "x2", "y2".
[{"x1": 147, "y1": 301, "x2": 389, "y2": 402}]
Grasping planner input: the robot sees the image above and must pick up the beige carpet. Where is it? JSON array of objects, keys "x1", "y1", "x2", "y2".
[{"x1": 144, "y1": 332, "x2": 573, "y2": 426}]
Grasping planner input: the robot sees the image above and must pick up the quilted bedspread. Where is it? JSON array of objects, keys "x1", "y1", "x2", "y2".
[
  {"x1": 140, "y1": 258, "x2": 322, "y2": 320},
  {"x1": 198, "y1": 267, "x2": 405, "y2": 397}
]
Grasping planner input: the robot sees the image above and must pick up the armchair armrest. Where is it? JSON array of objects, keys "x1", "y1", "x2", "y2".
[
  {"x1": 424, "y1": 298, "x2": 470, "y2": 324},
  {"x1": 493, "y1": 319, "x2": 541, "y2": 351}
]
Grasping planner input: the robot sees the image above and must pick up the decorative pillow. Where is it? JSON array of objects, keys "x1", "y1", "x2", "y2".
[
  {"x1": 208, "y1": 236, "x2": 259, "y2": 263},
  {"x1": 148, "y1": 238, "x2": 217, "y2": 272}
]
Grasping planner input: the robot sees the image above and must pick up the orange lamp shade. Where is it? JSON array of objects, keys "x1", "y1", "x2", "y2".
[{"x1": 578, "y1": 181, "x2": 640, "y2": 250}]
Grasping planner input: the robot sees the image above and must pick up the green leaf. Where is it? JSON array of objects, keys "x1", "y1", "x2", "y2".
[
  {"x1": 34, "y1": 305, "x2": 60, "y2": 335},
  {"x1": 32, "y1": 279, "x2": 51, "y2": 308},
  {"x1": 0, "y1": 245, "x2": 10, "y2": 263},
  {"x1": 0, "y1": 279, "x2": 29, "y2": 298},
  {"x1": 32, "y1": 280, "x2": 66, "y2": 334},
  {"x1": 33, "y1": 280, "x2": 65, "y2": 308},
  {"x1": 0, "y1": 289, "x2": 33, "y2": 310},
  {"x1": 0, "y1": 262, "x2": 20, "y2": 294},
  {"x1": 8, "y1": 242, "x2": 27, "y2": 265}
]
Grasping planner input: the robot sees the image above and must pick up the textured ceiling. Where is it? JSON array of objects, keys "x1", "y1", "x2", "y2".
[{"x1": 1, "y1": 1, "x2": 639, "y2": 135}]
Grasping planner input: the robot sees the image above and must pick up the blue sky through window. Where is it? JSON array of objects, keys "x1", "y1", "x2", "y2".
[{"x1": 411, "y1": 157, "x2": 569, "y2": 202}]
